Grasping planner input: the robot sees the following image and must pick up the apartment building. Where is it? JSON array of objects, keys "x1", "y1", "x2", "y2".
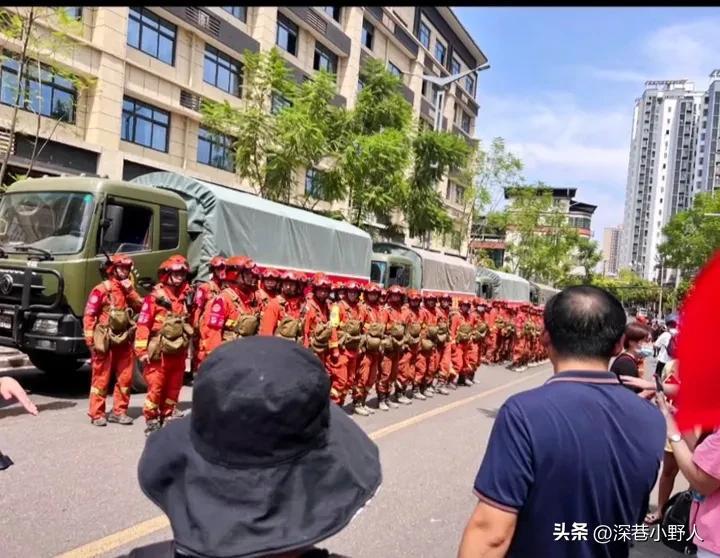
[
  {"x1": 601, "y1": 225, "x2": 621, "y2": 276},
  {"x1": 618, "y1": 80, "x2": 704, "y2": 281},
  {"x1": 693, "y1": 71, "x2": 720, "y2": 195},
  {"x1": 0, "y1": 6, "x2": 487, "y2": 255}
]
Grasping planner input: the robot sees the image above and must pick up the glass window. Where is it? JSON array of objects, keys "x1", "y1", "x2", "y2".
[
  {"x1": 0, "y1": 55, "x2": 77, "y2": 123},
  {"x1": 451, "y1": 57, "x2": 461, "y2": 75},
  {"x1": 313, "y1": 43, "x2": 338, "y2": 74},
  {"x1": 434, "y1": 41, "x2": 446, "y2": 65},
  {"x1": 0, "y1": 192, "x2": 94, "y2": 255},
  {"x1": 98, "y1": 199, "x2": 153, "y2": 255},
  {"x1": 465, "y1": 74, "x2": 475, "y2": 95},
  {"x1": 127, "y1": 7, "x2": 176, "y2": 65},
  {"x1": 305, "y1": 168, "x2": 321, "y2": 197},
  {"x1": 418, "y1": 21, "x2": 430, "y2": 49},
  {"x1": 388, "y1": 62, "x2": 402, "y2": 79},
  {"x1": 370, "y1": 260, "x2": 386, "y2": 285},
  {"x1": 319, "y1": 7, "x2": 341, "y2": 21},
  {"x1": 361, "y1": 19, "x2": 374, "y2": 50},
  {"x1": 461, "y1": 111, "x2": 471, "y2": 133},
  {"x1": 222, "y1": 6, "x2": 246, "y2": 22},
  {"x1": 60, "y1": 7, "x2": 82, "y2": 20},
  {"x1": 203, "y1": 45, "x2": 242, "y2": 97},
  {"x1": 276, "y1": 13, "x2": 298, "y2": 55},
  {"x1": 159, "y1": 206, "x2": 180, "y2": 250},
  {"x1": 121, "y1": 96, "x2": 170, "y2": 152},
  {"x1": 197, "y1": 126, "x2": 234, "y2": 172},
  {"x1": 271, "y1": 92, "x2": 292, "y2": 114}
]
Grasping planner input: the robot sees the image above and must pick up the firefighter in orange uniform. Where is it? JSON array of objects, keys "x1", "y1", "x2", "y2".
[
  {"x1": 191, "y1": 256, "x2": 226, "y2": 370},
  {"x1": 379, "y1": 285, "x2": 410, "y2": 410},
  {"x1": 416, "y1": 292, "x2": 439, "y2": 399},
  {"x1": 470, "y1": 298, "x2": 490, "y2": 383},
  {"x1": 84, "y1": 255, "x2": 143, "y2": 427},
  {"x1": 355, "y1": 283, "x2": 386, "y2": 415},
  {"x1": 259, "y1": 271, "x2": 307, "y2": 342},
  {"x1": 135, "y1": 256, "x2": 194, "y2": 435},
  {"x1": 303, "y1": 273, "x2": 335, "y2": 361},
  {"x1": 451, "y1": 298, "x2": 476, "y2": 387},
  {"x1": 483, "y1": 300, "x2": 500, "y2": 364},
  {"x1": 257, "y1": 268, "x2": 281, "y2": 313},
  {"x1": 434, "y1": 294, "x2": 454, "y2": 393},
  {"x1": 202, "y1": 256, "x2": 261, "y2": 356},
  {"x1": 402, "y1": 289, "x2": 426, "y2": 401},
  {"x1": 327, "y1": 282, "x2": 364, "y2": 408}
]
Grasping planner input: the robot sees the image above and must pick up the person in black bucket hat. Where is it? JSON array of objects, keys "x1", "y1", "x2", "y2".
[{"x1": 126, "y1": 336, "x2": 382, "y2": 558}]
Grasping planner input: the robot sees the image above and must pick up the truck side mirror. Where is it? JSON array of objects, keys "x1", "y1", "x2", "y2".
[{"x1": 100, "y1": 204, "x2": 124, "y2": 249}]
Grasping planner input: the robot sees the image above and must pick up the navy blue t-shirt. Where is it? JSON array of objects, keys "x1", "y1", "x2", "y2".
[{"x1": 474, "y1": 371, "x2": 665, "y2": 558}]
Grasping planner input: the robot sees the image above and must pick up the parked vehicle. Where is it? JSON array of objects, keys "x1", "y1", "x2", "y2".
[
  {"x1": 475, "y1": 267, "x2": 531, "y2": 302},
  {"x1": 0, "y1": 172, "x2": 373, "y2": 377},
  {"x1": 529, "y1": 281, "x2": 560, "y2": 305}
]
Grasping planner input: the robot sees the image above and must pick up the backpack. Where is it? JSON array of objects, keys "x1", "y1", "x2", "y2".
[
  {"x1": 659, "y1": 490, "x2": 697, "y2": 555},
  {"x1": 667, "y1": 332, "x2": 679, "y2": 359}
]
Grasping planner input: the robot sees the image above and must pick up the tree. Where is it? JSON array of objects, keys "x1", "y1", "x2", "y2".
[
  {"x1": 658, "y1": 191, "x2": 720, "y2": 278},
  {"x1": 499, "y1": 183, "x2": 581, "y2": 285},
  {"x1": 201, "y1": 48, "x2": 345, "y2": 203},
  {"x1": 575, "y1": 236, "x2": 603, "y2": 283},
  {"x1": 0, "y1": 7, "x2": 93, "y2": 187}
]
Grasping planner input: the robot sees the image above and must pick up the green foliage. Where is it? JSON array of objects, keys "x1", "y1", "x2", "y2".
[
  {"x1": 575, "y1": 236, "x2": 603, "y2": 283},
  {"x1": 0, "y1": 7, "x2": 93, "y2": 187},
  {"x1": 658, "y1": 192, "x2": 720, "y2": 278},
  {"x1": 561, "y1": 269, "x2": 662, "y2": 307}
]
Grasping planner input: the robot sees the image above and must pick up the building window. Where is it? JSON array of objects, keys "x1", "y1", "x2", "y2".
[
  {"x1": 461, "y1": 111, "x2": 471, "y2": 134},
  {"x1": 418, "y1": 21, "x2": 430, "y2": 49},
  {"x1": 203, "y1": 45, "x2": 242, "y2": 97},
  {"x1": 0, "y1": 56, "x2": 77, "y2": 123},
  {"x1": 271, "y1": 92, "x2": 292, "y2": 114},
  {"x1": 121, "y1": 96, "x2": 170, "y2": 152},
  {"x1": 313, "y1": 42, "x2": 338, "y2": 74},
  {"x1": 465, "y1": 74, "x2": 475, "y2": 95},
  {"x1": 451, "y1": 56, "x2": 461, "y2": 75},
  {"x1": 319, "y1": 7, "x2": 341, "y2": 22},
  {"x1": 127, "y1": 7, "x2": 176, "y2": 65},
  {"x1": 305, "y1": 168, "x2": 323, "y2": 197},
  {"x1": 197, "y1": 126, "x2": 234, "y2": 172},
  {"x1": 222, "y1": 6, "x2": 246, "y2": 22},
  {"x1": 445, "y1": 182, "x2": 453, "y2": 200},
  {"x1": 388, "y1": 61, "x2": 402, "y2": 79},
  {"x1": 434, "y1": 40, "x2": 446, "y2": 65},
  {"x1": 361, "y1": 19, "x2": 374, "y2": 50},
  {"x1": 454, "y1": 184, "x2": 465, "y2": 204},
  {"x1": 276, "y1": 14, "x2": 298, "y2": 56},
  {"x1": 60, "y1": 7, "x2": 82, "y2": 20}
]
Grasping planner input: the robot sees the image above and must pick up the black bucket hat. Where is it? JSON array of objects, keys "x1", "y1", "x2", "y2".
[{"x1": 138, "y1": 337, "x2": 382, "y2": 558}]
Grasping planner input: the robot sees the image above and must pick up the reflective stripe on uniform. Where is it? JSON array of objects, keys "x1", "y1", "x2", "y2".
[
  {"x1": 84, "y1": 330, "x2": 94, "y2": 338},
  {"x1": 135, "y1": 340, "x2": 148, "y2": 349},
  {"x1": 90, "y1": 386, "x2": 106, "y2": 397},
  {"x1": 120, "y1": 386, "x2": 131, "y2": 395},
  {"x1": 225, "y1": 319, "x2": 237, "y2": 327},
  {"x1": 165, "y1": 398, "x2": 176, "y2": 406},
  {"x1": 144, "y1": 399, "x2": 158, "y2": 410},
  {"x1": 330, "y1": 387, "x2": 340, "y2": 398}
]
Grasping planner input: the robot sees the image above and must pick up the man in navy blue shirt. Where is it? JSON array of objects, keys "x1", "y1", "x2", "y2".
[{"x1": 458, "y1": 286, "x2": 666, "y2": 558}]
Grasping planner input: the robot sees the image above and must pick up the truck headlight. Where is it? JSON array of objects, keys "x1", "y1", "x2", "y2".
[{"x1": 32, "y1": 319, "x2": 59, "y2": 335}]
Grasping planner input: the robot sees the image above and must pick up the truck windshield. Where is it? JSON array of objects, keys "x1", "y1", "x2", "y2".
[
  {"x1": 388, "y1": 264, "x2": 410, "y2": 287},
  {"x1": 370, "y1": 260, "x2": 387, "y2": 285},
  {"x1": 0, "y1": 192, "x2": 94, "y2": 255}
]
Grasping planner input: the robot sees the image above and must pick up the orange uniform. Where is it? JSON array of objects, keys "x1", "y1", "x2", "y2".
[
  {"x1": 379, "y1": 302, "x2": 409, "y2": 398},
  {"x1": 434, "y1": 302, "x2": 454, "y2": 384},
  {"x1": 451, "y1": 305, "x2": 476, "y2": 384},
  {"x1": 355, "y1": 300, "x2": 386, "y2": 405},
  {"x1": 135, "y1": 282, "x2": 193, "y2": 423},
  {"x1": 202, "y1": 285, "x2": 260, "y2": 355},
  {"x1": 326, "y1": 297, "x2": 364, "y2": 406},
  {"x1": 416, "y1": 305, "x2": 438, "y2": 389},
  {"x1": 259, "y1": 295, "x2": 305, "y2": 339},
  {"x1": 191, "y1": 278, "x2": 223, "y2": 368},
  {"x1": 84, "y1": 276, "x2": 142, "y2": 421},
  {"x1": 401, "y1": 302, "x2": 424, "y2": 392}
]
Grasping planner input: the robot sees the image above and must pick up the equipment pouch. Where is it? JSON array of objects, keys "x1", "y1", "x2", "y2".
[{"x1": 93, "y1": 325, "x2": 110, "y2": 354}]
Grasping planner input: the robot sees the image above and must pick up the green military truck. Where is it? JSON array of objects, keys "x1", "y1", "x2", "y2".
[{"x1": 0, "y1": 172, "x2": 373, "y2": 383}]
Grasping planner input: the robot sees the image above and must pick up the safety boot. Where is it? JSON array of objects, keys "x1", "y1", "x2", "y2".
[
  {"x1": 107, "y1": 413, "x2": 134, "y2": 425},
  {"x1": 436, "y1": 383, "x2": 450, "y2": 395},
  {"x1": 388, "y1": 393, "x2": 401, "y2": 408},
  {"x1": 413, "y1": 387, "x2": 427, "y2": 401},
  {"x1": 378, "y1": 396, "x2": 390, "y2": 412},
  {"x1": 144, "y1": 419, "x2": 162, "y2": 436},
  {"x1": 396, "y1": 390, "x2": 412, "y2": 405},
  {"x1": 91, "y1": 416, "x2": 107, "y2": 427},
  {"x1": 362, "y1": 399, "x2": 376, "y2": 414},
  {"x1": 353, "y1": 402, "x2": 371, "y2": 416}
]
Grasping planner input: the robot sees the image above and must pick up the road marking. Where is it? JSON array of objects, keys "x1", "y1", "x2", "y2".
[{"x1": 55, "y1": 369, "x2": 549, "y2": 558}]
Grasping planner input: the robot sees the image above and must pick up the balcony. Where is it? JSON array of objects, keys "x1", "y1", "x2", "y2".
[{"x1": 281, "y1": 7, "x2": 351, "y2": 56}]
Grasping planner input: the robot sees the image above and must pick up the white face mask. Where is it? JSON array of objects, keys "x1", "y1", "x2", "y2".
[{"x1": 639, "y1": 347, "x2": 654, "y2": 358}]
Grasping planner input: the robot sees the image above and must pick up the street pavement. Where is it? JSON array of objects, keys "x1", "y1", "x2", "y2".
[{"x1": 0, "y1": 361, "x2": 684, "y2": 558}]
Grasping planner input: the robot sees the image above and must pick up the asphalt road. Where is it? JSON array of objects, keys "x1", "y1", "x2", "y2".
[{"x1": 0, "y1": 361, "x2": 684, "y2": 558}]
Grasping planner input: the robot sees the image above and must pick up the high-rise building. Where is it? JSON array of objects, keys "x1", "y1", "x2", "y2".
[
  {"x1": 0, "y1": 7, "x2": 486, "y2": 254},
  {"x1": 618, "y1": 80, "x2": 704, "y2": 281},
  {"x1": 601, "y1": 226, "x2": 621, "y2": 276},
  {"x1": 693, "y1": 71, "x2": 720, "y2": 195}
]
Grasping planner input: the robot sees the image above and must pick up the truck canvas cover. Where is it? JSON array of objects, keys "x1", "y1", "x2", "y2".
[
  {"x1": 475, "y1": 267, "x2": 530, "y2": 302},
  {"x1": 131, "y1": 173, "x2": 372, "y2": 281},
  {"x1": 373, "y1": 243, "x2": 476, "y2": 295}
]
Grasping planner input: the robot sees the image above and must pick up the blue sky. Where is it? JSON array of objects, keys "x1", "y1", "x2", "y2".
[{"x1": 454, "y1": 7, "x2": 720, "y2": 241}]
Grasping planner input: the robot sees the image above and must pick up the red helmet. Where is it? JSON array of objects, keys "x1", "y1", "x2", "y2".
[
  {"x1": 459, "y1": 297, "x2": 471, "y2": 305},
  {"x1": 388, "y1": 285, "x2": 405, "y2": 295},
  {"x1": 312, "y1": 273, "x2": 332, "y2": 289},
  {"x1": 345, "y1": 281, "x2": 361, "y2": 292},
  {"x1": 439, "y1": 293, "x2": 452, "y2": 301},
  {"x1": 262, "y1": 267, "x2": 283, "y2": 279},
  {"x1": 281, "y1": 271, "x2": 303, "y2": 283},
  {"x1": 209, "y1": 256, "x2": 226, "y2": 270},
  {"x1": 159, "y1": 256, "x2": 189, "y2": 274},
  {"x1": 423, "y1": 292, "x2": 437, "y2": 301},
  {"x1": 225, "y1": 256, "x2": 248, "y2": 282},
  {"x1": 407, "y1": 289, "x2": 421, "y2": 301},
  {"x1": 332, "y1": 281, "x2": 347, "y2": 292},
  {"x1": 105, "y1": 254, "x2": 133, "y2": 274},
  {"x1": 363, "y1": 283, "x2": 381, "y2": 294}
]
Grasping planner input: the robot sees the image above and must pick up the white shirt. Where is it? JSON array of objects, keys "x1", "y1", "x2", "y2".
[{"x1": 654, "y1": 328, "x2": 678, "y2": 364}]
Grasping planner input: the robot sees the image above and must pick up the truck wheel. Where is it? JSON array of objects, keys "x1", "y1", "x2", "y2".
[
  {"x1": 28, "y1": 353, "x2": 84, "y2": 374},
  {"x1": 132, "y1": 360, "x2": 148, "y2": 393}
]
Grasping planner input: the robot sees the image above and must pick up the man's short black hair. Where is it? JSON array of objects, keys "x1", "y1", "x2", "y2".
[
  {"x1": 544, "y1": 285, "x2": 626, "y2": 360},
  {"x1": 666, "y1": 319, "x2": 677, "y2": 329}
]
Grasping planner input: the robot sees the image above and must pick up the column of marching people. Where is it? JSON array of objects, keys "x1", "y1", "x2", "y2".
[{"x1": 83, "y1": 254, "x2": 549, "y2": 435}]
